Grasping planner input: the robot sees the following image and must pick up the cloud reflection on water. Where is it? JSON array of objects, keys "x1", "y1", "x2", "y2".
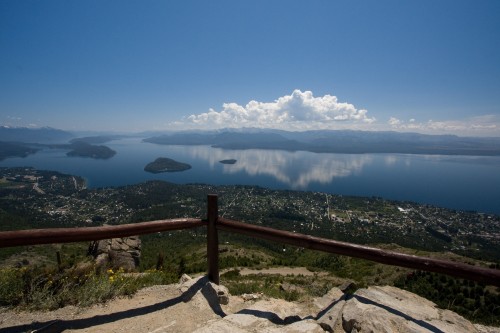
[{"x1": 182, "y1": 146, "x2": 373, "y2": 189}]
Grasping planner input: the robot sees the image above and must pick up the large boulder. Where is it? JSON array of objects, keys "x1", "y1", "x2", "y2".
[
  {"x1": 342, "y1": 285, "x2": 481, "y2": 333},
  {"x1": 88, "y1": 236, "x2": 141, "y2": 271},
  {"x1": 314, "y1": 287, "x2": 346, "y2": 332},
  {"x1": 187, "y1": 278, "x2": 498, "y2": 333}
]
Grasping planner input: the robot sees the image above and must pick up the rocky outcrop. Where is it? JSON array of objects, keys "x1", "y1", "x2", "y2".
[
  {"x1": 183, "y1": 277, "x2": 499, "y2": 333},
  {"x1": 2, "y1": 274, "x2": 499, "y2": 333},
  {"x1": 88, "y1": 236, "x2": 141, "y2": 271},
  {"x1": 341, "y1": 286, "x2": 482, "y2": 333}
]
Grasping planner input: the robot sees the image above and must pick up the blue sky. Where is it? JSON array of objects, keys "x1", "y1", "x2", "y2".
[{"x1": 1, "y1": 1, "x2": 499, "y2": 136}]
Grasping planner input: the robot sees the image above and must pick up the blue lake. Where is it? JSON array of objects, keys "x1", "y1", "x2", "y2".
[{"x1": 1, "y1": 138, "x2": 500, "y2": 214}]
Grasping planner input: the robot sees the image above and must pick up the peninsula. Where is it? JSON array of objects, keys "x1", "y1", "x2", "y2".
[
  {"x1": 0, "y1": 142, "x2": 38, "y2": 160},
  {"x1": 66, "y1": 142, "x2": 116, "y2": 159},
  {"x1": 144, "y1": 157, "x2": 192, "y2": 173},
  {"x1": 144, "y1": 129, "x2": 500, "y2": 156}
]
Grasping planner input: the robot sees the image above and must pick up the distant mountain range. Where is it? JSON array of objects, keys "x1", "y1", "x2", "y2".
[
  {"x1": 0, "y1": 127, "x2": 115, "y2": 160},
  {"x1": 144, "y1": 129, "x2": 500, "y2": 156},
  {"x1": 0, "y1": 126, "x2": 74, "y2": 143},
  {"x1": 1, "y1": 126, "x2": 499, "y2": 157}
]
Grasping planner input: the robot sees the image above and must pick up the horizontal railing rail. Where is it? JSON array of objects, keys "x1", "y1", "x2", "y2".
[
  {"x1": 0, "y1": 194, "x2": 499, "y2": 287},
  {"x1": 217, "y1": 217, "x2": 500, "y2": 286},
  {"x1": 0, "y1": 218, "x2": 204, "y2": 248}
]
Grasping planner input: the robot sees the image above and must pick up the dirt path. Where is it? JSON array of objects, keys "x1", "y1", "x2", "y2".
[
  {"x1": 0, "y1": 268, "x2": 331, "y2": 332},
  {"x1": 0, "y1": 280, "x2": 247, "y2": 333}
]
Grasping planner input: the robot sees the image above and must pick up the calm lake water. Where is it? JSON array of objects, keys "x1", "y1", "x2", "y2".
[{"x1": 1, "y1": 137, "x2": 500, "y2": 214}]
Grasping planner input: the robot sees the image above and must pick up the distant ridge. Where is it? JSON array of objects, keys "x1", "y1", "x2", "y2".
[
  {"x1": 144, "y1": 129, "x2": 500, "y2": 156},
  {"x1": 0, "y1": 126, "x2": 73, "y2": 144},
  {"x1": 0, "y1": 127, "x2": 119, "y2": 160},
  {"x1": 0, "y1": 141, "x2": 38, "y2": 160}
]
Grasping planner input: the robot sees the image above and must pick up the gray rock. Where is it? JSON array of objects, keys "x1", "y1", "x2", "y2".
[
  {"x1": 216, "y1": 284, "x2": 230, "y2": 305},
  {"x1": 179, "y1": 275, "x2": 230, "y2": 309},
  {"x1": 338, "y1": 280, "x2": 356, "y2": 293},
  {"x1": 475, "y1": 324, "x2": 500, "y2": 333},
  {"x1": 280, "y1": 282, "x2": 300, "y2": 293},
  {"x1": 342, "y1": 285, "x2": 480, "y2": 333},
  {"x1": 185, "y1": 280, "x2": 490, "y2": 333},
  {"x1": 317, "y1": 299, "x2": 346, "y2": 332},
  {"x1": 179, "y1": 273, "x2": 192, "y2": 284},
  {"x1": 89, "y1": 236, "x2": 141, "y2": 271},
  {"x1": 241, "y1": 293, "x2": 262, "y2": 301},
  {"x1": 313, "y1": 287, "x2": 344, "y2": 311},
  {"x1": 267, "y1": 319, "x2": 325, "y2": 332},
  {"x1": 314, "y1": 287, "x2": 346, "y2": 332},
  {"x1": 193, "y1": 318, "x2": 250, "y2": 333},
  {"x1": 223, "y1": 313, "x2": 271, "y2": 330}
]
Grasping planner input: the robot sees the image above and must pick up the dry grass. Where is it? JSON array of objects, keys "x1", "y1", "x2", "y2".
[{"x1": 0, "y1": 264, "x2": 177, "y2": 310}]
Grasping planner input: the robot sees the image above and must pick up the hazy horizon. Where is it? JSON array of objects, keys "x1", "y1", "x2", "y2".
[
  {"x1": 1, "y1": 1, "x2": 500, "y2": 136},
  {"x1": 3, "y1": 124, "x2": 500, "y2": 139}
]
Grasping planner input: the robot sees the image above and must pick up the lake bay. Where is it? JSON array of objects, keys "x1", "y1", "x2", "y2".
[{"x1": 1, "y1": 138, "x2": 499, "y2": 214}]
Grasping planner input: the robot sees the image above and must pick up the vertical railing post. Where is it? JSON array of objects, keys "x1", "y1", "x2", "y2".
[{"x1": 207, "y1": 194, "x2": 219, "y2": 284}]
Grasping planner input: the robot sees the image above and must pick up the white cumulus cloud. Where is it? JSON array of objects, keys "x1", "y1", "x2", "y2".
[
  {"x1": 387, "y1": 115, "x2": 500, "y2": 136},
  {"x1": 184, "y1": 89, "x2": 375, "y2": 130},
  {"x1": 388, "y1": 117, "x2": 401, "y2": 126}
]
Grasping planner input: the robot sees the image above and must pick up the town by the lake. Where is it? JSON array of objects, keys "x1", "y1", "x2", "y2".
[{"x1": 2, "y1": 167, "x2": 499, "y2": 262}]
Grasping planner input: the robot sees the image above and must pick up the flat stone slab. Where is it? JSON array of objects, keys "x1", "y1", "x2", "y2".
[{"x1": 342, "y1": 285, "x2": 481, "y2": 333}]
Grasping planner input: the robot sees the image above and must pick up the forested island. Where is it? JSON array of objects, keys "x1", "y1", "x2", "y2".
[
  {"x1": 219, "y1": 159, "x2": 237, "y2": 164},
  {"x1": 144, "y1": 157, "x2": 192, "y2": 173},
  {"x1": 70, "y1": 135, "x2": 126, "y2": 144},
  {"x1": 65, "y1": 142, "x2": 116, "y2": 159}
]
